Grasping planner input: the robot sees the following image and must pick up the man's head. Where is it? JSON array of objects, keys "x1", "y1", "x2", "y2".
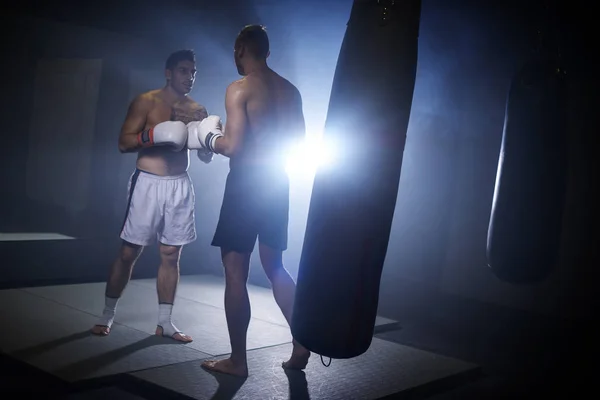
[
  {"x1": 165, "y1": 49, "x2": 197, "y2": 95},
  {"x1": 234, "y1": 25, "x2": 270, "y2": 76}
]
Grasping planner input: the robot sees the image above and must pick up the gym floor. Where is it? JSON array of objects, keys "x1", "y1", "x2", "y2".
[
  {"x1": 1, "y1": 274, "x2": 480, "y2": 399},
  {"x1": 2, "y1": 276, "x2": 591, "y2": 399},
  {"x1": 0, "y1": 236, "x2": 592, "y2": 399}
]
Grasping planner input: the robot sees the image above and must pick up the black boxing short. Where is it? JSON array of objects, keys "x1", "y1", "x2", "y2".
[{"x1": 211, "y1": 166, "x2": 289, "y2": 253}]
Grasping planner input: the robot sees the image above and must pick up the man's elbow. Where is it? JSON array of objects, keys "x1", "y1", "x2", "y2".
[
  {"x1": 118, "y1": 142, "x2": 132, "y2": 153},
  {"x1": 118, "y1": 136, "x2": 138, "y2": 153}
]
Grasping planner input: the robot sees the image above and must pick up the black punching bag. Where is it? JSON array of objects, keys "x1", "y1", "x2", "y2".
[
  {"x1": 486, "y1": 55, "x2": 568, "y2": 284},
  {"x1": 291, "y1": 0, "x2": 421, "y2": 359}
]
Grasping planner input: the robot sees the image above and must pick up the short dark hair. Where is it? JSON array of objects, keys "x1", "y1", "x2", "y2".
[
  {"x1": 236, "y1": 25, "x2": 269, "y2": 59},
  {"x1": 165, "y1": 49, "x2": 195, "y2": 70}
]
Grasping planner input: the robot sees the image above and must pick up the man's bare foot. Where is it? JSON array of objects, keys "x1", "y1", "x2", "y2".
[
  {"x1": 282, "y1": 352, "x2": 310, "y2": 370},
  {"x1": 282, "y1": 343, "x2": 311, "y2": 370},
  {"x1": 155, "y1": 326, "x2": 193, "y2": 343},
  {"x1": 201, "y1": 358, "x2": 249, "y2": 378},
  {"x1": 91, "y1": 325, "x2": 110, "y2": 336}
]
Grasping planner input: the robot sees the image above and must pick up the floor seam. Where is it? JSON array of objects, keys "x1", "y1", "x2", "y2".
[
  {"x1": 128, "y1": 280, "x2": 292, "y2": 328},
  {"x1": 128, "y1": 279, "x2": 399, "y2": 329}
]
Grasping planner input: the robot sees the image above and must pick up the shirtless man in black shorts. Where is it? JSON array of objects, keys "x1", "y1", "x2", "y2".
[{"x1": 188, "y1": 25, "x2": 311, "y2": 376}]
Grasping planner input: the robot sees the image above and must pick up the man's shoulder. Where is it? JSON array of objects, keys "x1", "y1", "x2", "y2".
[
  {"x1": 140, "y1": 89, "x2": 162, "y2": 99},
  {"x1": 278, "y1": 78, "x2": 301, "y2": 103},
  {"x1": 226, "y1": 79, "x2": 250, "y2": 100},
  {"x1": 287, "y1": 81, "x2": 301, "y2": 97},
  {"x1": 126, "y1": 91, "x2": 159, "y2": 112},
  {"x1": 228, "y1": 78, "x2": 247, "y2": 90},
  {"x1": 133, "y1": 89, "x2": 161, "y2": 105},
  {"x1": 273, "y1": 74, "x2": 301, "y2": 97}
]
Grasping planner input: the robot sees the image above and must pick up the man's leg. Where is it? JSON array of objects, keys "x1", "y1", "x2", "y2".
[
  {"x1": 202, "y1": 248, "x2": 252, "y2": 377},
  {"x1": 91, "y1": 241, "x2": 143, "y2": 335},
  {"x1": 202, "y1": 169, "x2": 258, "y2": 376},
  {"x1": 256, "y1": 172, "x2": 309, "y2": 368},
  {"x1": 154, "y1": 243, "x2": 192, "y2": 342},
  {"x1": 93, "y1": 169, "x2": 161, "y2": 335},
  {"x1": 154, "y1": 173, "x2": 196, "y2": 343},
  {"x1": 259, "y1": 243, "x2": 310, "y2": 369}
]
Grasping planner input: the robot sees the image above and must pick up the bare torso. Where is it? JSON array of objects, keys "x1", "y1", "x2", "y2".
[
  {"x1": 231, "y1": 70, "x2": 302, "y2": 169},
  {"x1": 137, "y1": 89, "x2": 208, "y2": 176}
]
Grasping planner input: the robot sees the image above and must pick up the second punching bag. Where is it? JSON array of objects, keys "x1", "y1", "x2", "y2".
[
  {"x1": 487, "y1": 56, "x2": 568, "y2": 284},
  {"x1": 291, "y1": 0, "x2": 421, "y2": 360}
]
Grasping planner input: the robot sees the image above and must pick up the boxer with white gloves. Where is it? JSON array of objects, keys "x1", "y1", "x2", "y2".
[{"x1": 91, "y1": 49, "x2": 210, "y2": 343}]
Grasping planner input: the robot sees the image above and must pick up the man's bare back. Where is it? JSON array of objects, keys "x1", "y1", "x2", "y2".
[
  {"x1": 229, "y1": 69, "x2": 304, "y2": 167},
  {"x1": 123, "y1": 88, "x2": 208, "y2": 176}
]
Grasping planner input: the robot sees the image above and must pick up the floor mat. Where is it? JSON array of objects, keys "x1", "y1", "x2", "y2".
[
  {"x1": 0, "y1": 289, "x2": 208, "y2": 382},
  {"x1": 21, "y1": 280, "x2": 293, "y2": 356},
  {"x1": 129, "y1": 338, "x2": 481, "y2": 400}
]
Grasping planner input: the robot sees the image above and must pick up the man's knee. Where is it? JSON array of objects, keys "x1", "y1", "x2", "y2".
[
  {"x1": 159, "y1": 244, "x2": 182, "y2": 267},
  {"x1": 258, "y1": 243, "x2": 284, "y2": 281},
  {"x1": 221, "y1": 249, "x2": 251, "y2": 283},
  {"x1": 119, "y1": 241, "x2": 143, "y2": 265}
]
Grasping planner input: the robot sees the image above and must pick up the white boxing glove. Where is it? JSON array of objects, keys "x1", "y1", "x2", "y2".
[
  {"x1": 187, "y1": 120, "x2": 214, "y2": 163},
  {"x1": 137, "y1": 121, "x2": 187, "y2": 152},
  {"x1": 188, "y1": 115, "x2": 224, "y2": 153},
  {"x1": 197, "y1": 148, "x2": 214, "y2": 164},
  {"x1": 186, "y1": 122, "x2": 204, "y2": 150}
]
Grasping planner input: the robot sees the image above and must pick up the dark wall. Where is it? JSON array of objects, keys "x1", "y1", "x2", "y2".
[
  {"x1": 0, "y1": 13, "x2": 172, "y2": 283},
  {"x1": 380, "y1": 0, "x2": 527, "y2": 295},
  {"x1": 378, "y1": 0, "x2": 597, "y2": 320},
  {"x1": 0, "y1": 13, "x2": 167, "y2": 235}
]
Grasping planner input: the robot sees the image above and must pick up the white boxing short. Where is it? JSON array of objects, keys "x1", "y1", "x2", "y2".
[{"x1": 119, "y1": 169, "x2": 196, "y2": 246}]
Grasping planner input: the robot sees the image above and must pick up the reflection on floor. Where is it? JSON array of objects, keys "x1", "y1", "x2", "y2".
[
  {"x1": 0, "y1": 274, "x2": 481, "y2": 399},
  {"x1": 0, "y1": 232, "x2": 76, "y2": 241}
]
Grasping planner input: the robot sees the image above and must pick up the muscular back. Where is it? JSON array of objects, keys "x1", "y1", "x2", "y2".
[{"x1": 232, "y1": 70, "x2": 304, "y2": 169}]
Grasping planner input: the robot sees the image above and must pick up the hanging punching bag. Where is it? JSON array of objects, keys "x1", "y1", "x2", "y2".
[
  {"x1": 486, "y1": 54, "x2": 568, "y2": 284},
  {"x1": 291, "y1": 0, "x2": 421, "y2": 360}
]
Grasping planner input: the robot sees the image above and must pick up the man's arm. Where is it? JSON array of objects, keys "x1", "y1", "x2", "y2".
[
  {"x1": 118, "y1": 95, "x2": 153, "y2": 153},
  {"x1": 213, "y1": 81, "x2": 247, "y2": 157}
]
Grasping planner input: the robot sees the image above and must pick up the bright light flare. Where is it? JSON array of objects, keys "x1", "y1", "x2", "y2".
[{"x1": 285, "y1": 135, "x2": 337, "y2": 177}]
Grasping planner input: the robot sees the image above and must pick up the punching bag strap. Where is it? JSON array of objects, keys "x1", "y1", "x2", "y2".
[{"x1": 320, "y1": 355, "x2": 332, "y2": 367}]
